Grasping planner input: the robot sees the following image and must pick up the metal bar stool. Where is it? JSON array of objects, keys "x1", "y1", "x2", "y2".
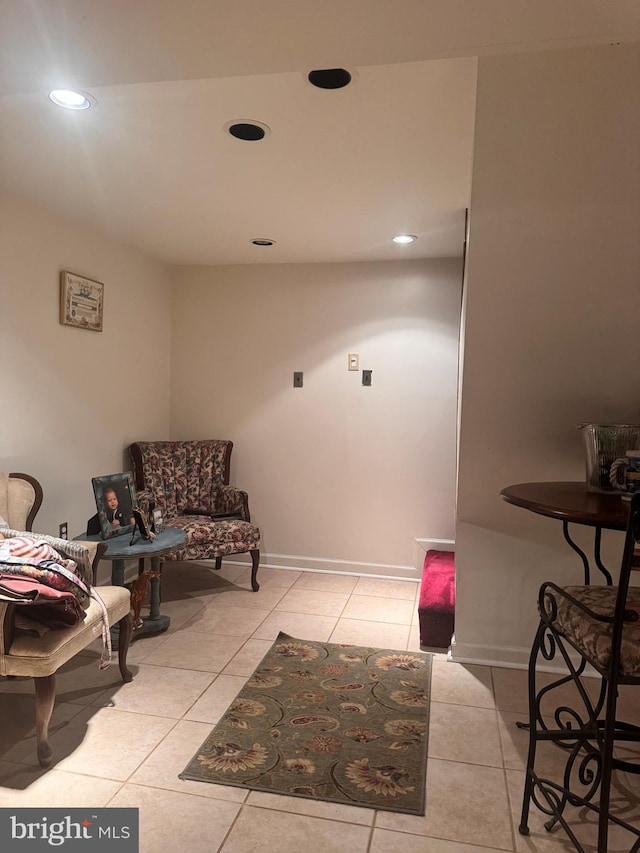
[{"x1": 519, "y1": 494, "x2": 640, "y2": 852}]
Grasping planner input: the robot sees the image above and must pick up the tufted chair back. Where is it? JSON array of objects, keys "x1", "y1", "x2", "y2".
[{"x1": 130, "y1": 440, "x2": 233, "y2": 518}]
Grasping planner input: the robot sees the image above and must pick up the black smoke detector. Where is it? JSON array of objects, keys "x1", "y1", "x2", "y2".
[{"x1": 308, "y1": 68, "x2": 352, "y2": 90}]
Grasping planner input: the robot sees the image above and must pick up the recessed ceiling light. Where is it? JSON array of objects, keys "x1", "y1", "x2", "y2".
[
  {"x1": 251, "y1": 238, "x2": 275, "y2": 246},
  {"x1": 308, "y1": 68, "x2": 352, "y2": 90},
  {"x1": 392, "y1": 234, "x2": 417, "y2": 244},
  {"x1": 48, "y1": 89, "x2": 93, "y2": 110},
  {"x1": 225, "y1": 121, "x2": 270, "y2": 141}
]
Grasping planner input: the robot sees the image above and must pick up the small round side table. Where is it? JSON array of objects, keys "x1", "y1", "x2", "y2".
[{"x1": 75, "y1": 526, "x2": 187, "y2": 644}]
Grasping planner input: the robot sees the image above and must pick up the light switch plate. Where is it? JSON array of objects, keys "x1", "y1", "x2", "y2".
[
  {"x1": 293, "y1": 372, "x2": 303, "y2": 388},
  {"x1": 362, "y1": 369, "x2": 372, "y2": 386},
  {"x1": 348, "y1": 353, "x2": 359, "y2": 371}
]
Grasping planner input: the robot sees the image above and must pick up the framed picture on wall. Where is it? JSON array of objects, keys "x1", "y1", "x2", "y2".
[
  {"x1": 91, "y1": 472, "x2": 137, "y2": 540},
  {"x1": 60, "y1": 270, "x2": 104, "y2": 331}
]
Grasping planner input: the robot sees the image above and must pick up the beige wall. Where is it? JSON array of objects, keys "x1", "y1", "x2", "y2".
[
  {"x1": 171, "y1": 260, "x2": 461, "y2": 576},
  {"x1": 0, "y1": 194, "x2": 172, "y2": 543},
  {"x1": 455, "y1": 44, "x2": 640, "y2": 666},
  {"x1": 10, "y1": 41, "x2": 636, "y2": 664}
]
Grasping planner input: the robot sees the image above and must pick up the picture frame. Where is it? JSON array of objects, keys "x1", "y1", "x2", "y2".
[
  {"x1": 60, "y1": 270, "x2": 104, "y2": 332},
  {"x1": 91, "y1": 472, "x2": 137, "y2": 540},
  {"x1": 152, "y1": 508, "x2": 164, "y2": 534}
]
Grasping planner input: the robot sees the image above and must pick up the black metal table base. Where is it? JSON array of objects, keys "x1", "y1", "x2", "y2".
[{"x1": 562, "y1": 521, "x2": 613, "y2": 586}]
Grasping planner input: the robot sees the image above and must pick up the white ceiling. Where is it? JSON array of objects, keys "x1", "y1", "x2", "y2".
[{"x1": 1, "y1": 1, "x2": 639, "y2": 265}]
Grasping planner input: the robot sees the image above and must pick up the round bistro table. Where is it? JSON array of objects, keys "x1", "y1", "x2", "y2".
[
  {"x1": 75, "y1": 526, "x2": 187, "y2": 644},
  {"x1": 500, "y1": 481, "x2": 630, "y2": 585}
]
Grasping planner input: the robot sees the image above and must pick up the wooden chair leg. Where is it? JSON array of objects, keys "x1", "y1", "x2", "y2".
[
  {"x1": 34, "y1": 675, "x2": 56, "y2": 768},
  {"x1": 117, "y1": 612, "x2": 134, "y2": 683},
  {"x1": 250, "y1": 549, "x2": 260, "y2": 592},
  {"x1": 214, "y1": 557, "x2": 223, "y2": 571}
]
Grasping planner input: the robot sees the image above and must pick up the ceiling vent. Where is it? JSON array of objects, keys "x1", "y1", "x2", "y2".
[
  {"x1": 307, "y1": 68, "x2": 352, "y2": 90},
  {"x1": 226, "y1": 121, "x2": 270, "y2": 141}
]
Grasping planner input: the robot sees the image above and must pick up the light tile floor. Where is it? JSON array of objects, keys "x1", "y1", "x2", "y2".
[{"x1": 0, "y1": 562, "x2": 638, "y2": 852}]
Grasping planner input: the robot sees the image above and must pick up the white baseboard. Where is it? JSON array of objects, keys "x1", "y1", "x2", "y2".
[
  {"x1": 415, "y1": 538, "x2": 455, "y2": 570},
  {"x1": 449, "y1": 637, "x2": 530, "y2": 669},
  {"x1": 415, "y1": 538, "x2": 455, "y2": 552},
  {"x1": 221, "y1": 552, "x2": 420, "y2": 582},
  {"x1": 222, "y1": 541, "x2": 456, "y2": 586},
  {"x1": 449, "y1": 636, "x2": 600, "y2": 676}
]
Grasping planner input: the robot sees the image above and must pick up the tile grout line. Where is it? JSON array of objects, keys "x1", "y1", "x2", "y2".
[
  {"x1": 365, "y1": 811, "x2": 377, "y2": 852},
  {"x1": 491, "y1": 666, "x2": 520, "y2": 852},
  {"x1": 215, "y1": 796, "x2": 246, "y2": 852}
]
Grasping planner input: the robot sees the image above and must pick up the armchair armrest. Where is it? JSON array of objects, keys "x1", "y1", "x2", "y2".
[
  {"x1": 217, "y1": 486, "x2": 251, "y2": 521},
  {"x1": 183, "y1": 509, "x2": 243, "y2": 520},
  {"x1": 183, "y1": 487, "x2": 250, "y2": 522},
  {"x1": 0, "y1": 527, "x2": 98, "y2": 586},
  {"x1": 72, "y1": 541, "x2": 107, "y2": 585},
  {"x1": 0, "y1": 602, "x2": 17, "y2": 659}
]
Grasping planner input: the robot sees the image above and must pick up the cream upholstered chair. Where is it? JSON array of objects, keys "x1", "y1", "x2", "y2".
[{"x1": 0, "y1": 472, "x2": 134, "y2": 767}]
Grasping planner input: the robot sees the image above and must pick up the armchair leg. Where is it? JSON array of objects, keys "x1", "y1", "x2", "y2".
[
  {"x1": 214, "y1": 557, "x2": 223, "y2": 571},
  {"x1": 250, "y1": 549, "x2": 260, "y2": 592},
  {"x1": 118, "y1": 613, "x2": 134, "y2": 683},
  {"x1": 34, "y1": 675, "x2": 56, "y2": 768}
]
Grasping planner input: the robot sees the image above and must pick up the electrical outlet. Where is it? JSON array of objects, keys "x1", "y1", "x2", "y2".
[
  {"x1": 59, "y1": 522, "x2": 68, "y2": 540},
  {"x1": 362, "y1": 369, "x2": 372, "y2": 386},
  {"x1": 348, "y1": 353, "x2": 359, "y2": 371},
  {"x1": 293, "y1": 371, "x2": 303, "y2": 388}
]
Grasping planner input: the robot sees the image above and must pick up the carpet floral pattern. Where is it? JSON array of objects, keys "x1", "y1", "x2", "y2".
[{"x1": 181, "y1": 632, "x2": 432, "y2": 815}]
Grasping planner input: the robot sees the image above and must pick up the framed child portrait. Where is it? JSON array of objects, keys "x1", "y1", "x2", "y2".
[{"x1": 92, "y1": 472, "x2": 137, "y2": 540}]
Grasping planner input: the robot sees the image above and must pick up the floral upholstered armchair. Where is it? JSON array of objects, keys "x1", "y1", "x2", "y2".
[{"x1": 129, "y1": 440, "x2": 261, "y2": 590}]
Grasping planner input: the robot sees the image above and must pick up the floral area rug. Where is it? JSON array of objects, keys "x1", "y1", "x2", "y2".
[{"x1": 180, "y1": 632, "x2": 432, "y2": 815}]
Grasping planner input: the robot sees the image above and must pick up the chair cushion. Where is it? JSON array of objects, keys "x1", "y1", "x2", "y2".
[
  {"x1": 1, "y1": 585, "x2": 131, "y2": 678},
  {"x1": 545, "y1": 585, "x2": 640, "y2": 677},
  {"x1": 161, "y1": 516, "x2": 261, "y2": 561}
]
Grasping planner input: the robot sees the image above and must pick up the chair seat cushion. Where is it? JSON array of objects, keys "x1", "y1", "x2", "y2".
[
  {"x1": 161, "y1": 516, "x2": 261, "y2": 561},
  {"x1": 546, "y1": 585, "x2": 640, "y2": 677},
  {"x1": 2, "y1": 585, "x2": 131, "y2": 677}
]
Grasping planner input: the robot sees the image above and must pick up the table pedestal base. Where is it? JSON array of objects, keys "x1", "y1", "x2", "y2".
[
  {"x1": 110, "y1": 614, "x2": 171, "y2": 650},
  {"x1": 74, "y1": 527, "x2": 186, "y2": 652},
  {"x1": 133, "y1": 613, "x2": 170, "y2": 640},
  {"x1": 110, "y1": 554, "x2": 172, "y2": 650}
]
